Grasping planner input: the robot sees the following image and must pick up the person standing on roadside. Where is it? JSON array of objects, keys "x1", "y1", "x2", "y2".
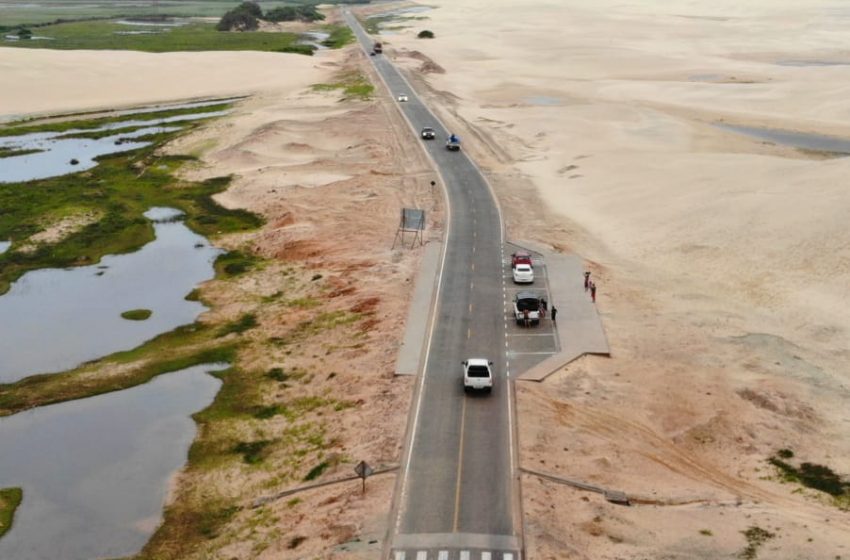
[
  {"x1": 590, "y1": 282, "x2": 597, "y2": 303},
  {"x1": 551, "y1": 306, "x2": 558, "y2": 322},
  {"x1": 584, "y1": 271, "x2": 591, "y2": 291},
  {"x1": 523, "y1": 308, "x2": 530, "y2": 327}
]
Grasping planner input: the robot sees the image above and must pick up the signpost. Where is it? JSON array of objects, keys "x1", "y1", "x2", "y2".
[{"x1": 354, "y1": 460, "x2": 373, "y2": 494}]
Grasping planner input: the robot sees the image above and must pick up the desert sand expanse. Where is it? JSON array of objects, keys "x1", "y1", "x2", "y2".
[
  {"x1": 382, "y1": 0, "x2": 850, "y2": 557},
  {"x1": 0, "y1": 48, "x2": 329, "y2": 120}
]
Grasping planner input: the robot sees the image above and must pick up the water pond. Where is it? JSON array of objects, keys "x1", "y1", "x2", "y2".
[
  {"x1": 0, "y1": 207, "x2": 221, "y2": 383},
  {"x1": 0, "y1": 363, "x2": 225, "y2": 560},
  {"x1": 0, "y1": 109, "x2": 229, "y2": 183},
  {"x1": 717, "y1": 123, "x2": 850, "y2": 155}
]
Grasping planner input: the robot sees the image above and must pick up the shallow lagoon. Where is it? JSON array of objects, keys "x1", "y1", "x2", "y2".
[
  {"x1": 0, "y1": 363, "x2": 225, "y2": 560},
  {"x1": 717, "y1": 123, "x2": 850, "y2": 155},
  {"x1": 0, "y1": 207, "x2": 221, "y2": 383}
]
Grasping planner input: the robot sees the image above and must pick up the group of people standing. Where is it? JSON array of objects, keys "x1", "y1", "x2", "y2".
[{"x1": 584, "y1": 271, "x2": 597, "y2": 302}]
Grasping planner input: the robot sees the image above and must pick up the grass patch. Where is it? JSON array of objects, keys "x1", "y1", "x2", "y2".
[
  {"x1": 303, "y1": 460, "x2": 329, "y2": 481},
  {"x1": 769, "y1": 450, "x2": 850, "y2": 506},
  {"x1": 121, "y1": 308, "x2": 152, "y2": 321},
  {"x1": 320, "y1": 24, "x2": 353, "y2": 48},
  {"x1": 738, "y1": 526, "x2": 775, "y2": 559},
  {"x1": 0, "y1": 487, "x2": 23, "y2": 539},
  {"x1": 312, "y1": 72, "x2": 374, "y2": 100},
  {"x1": 217, "y1": 313, "x2": 258, "y2": 337},
  {"x1": 0, "y1": 320, "x2": 237, "y2": 416},
  {"x1": 361, "y1": 14, "x2": 392, "y2": 35},
  {"x1": 0, "y1": 147, "x2": 42, "y2": 158},
  {"x1": 214, "y1": 250, "x2": 261, "y2": 278},
  {"x1": 0, "y1": 21, "x2": 311, "y2": 53},
  {"x1": 233, "y1": 440, "x2": 273, "y2": 464},
  {"x1": 285, "y1": 297, "x2": 321, "y2": 309},
  {"x1": 0, "y1": 105, "x2": 262, "y2": 295}
]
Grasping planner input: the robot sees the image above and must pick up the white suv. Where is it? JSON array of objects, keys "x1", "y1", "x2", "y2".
[
  {"x1": 512, "y1": 263, "x2": 534, "y2": 284},
  {"x1": 462, "y1": 359, "x2": 493, "y2": 393}
]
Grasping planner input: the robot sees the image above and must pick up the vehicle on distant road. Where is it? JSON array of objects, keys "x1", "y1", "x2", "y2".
[
  {"x1": 462, "y1": 358, "x2": 493, "y2": 393},
  {"x1": 511, "y1": 250, "x2": 532, "y2": 268},
  {"x1": 397, "y1": 94, "x2": 409, "y2": 102},
  {"x1": 514, "y1": 291, "x2": 542, "y2": 326},
  {"x1": 512, "y1": 263, "x2": 534, "y2": 284},
  {"x1": 373, "y1": 41, "x2": 383, "y2": 54},
  {"x1": 421, "y1": 126, "x2": 436, "y2": 139},
  {"x1": 446, "y1": 133, "x2": 461, "y2": 151}
]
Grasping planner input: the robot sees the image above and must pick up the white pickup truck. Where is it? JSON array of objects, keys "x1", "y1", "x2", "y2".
[
  {"x1": 513, "y1": 291, "x2": 542, "y2": 326},
  {"x1": 462, "y1": 359, "x2": 493, "y2": 393}
]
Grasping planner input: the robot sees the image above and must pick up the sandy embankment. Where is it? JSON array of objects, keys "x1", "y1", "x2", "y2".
[{"x1": 383, "y1": 0, "x2": 850, "y2": 557}]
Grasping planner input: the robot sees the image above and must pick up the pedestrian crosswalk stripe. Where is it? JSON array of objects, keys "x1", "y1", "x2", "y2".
[
  {"x1": 504, "y1": 554, "x2": 514, "y2": 560},
  {"x1": 482, "y1": 553, "x2": 492, "y2": 560},
  {"x1": 394, "y1": 552, "x2": 405, "y2": 560},
  {"x1": 416, "y1": 552, "x2": 427, "y2": 560},
  {"x1": 438, "y1": 551, "x2": 448, "y2": 560},
  {"x1": 459, "y1": 552, "x2": 470, "y2": 560}
]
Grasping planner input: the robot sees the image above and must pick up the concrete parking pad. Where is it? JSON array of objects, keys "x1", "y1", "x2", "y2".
[{"x1": 508, "y1": 241, "x2": 610, "y2": 381}]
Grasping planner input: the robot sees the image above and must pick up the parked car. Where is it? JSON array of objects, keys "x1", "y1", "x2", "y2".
[
  {"x1": 462, "y1": 358, "x2": 493, "y2": 393},
  {"x1": 512, "y1": 263, "x2": 534, "y2": 284},
  {"x1": 511, "y1": 250, "x2": 533, "y2": 268},
  {"x1": 421, "y1": 126, "x2": 436, "y2": 139},
  {"x1": 397, "y1": 94, "x2": 409, "y2": 102},
  {"x1": 513, "y1": 291, "x2": 542, "y2": 326}
]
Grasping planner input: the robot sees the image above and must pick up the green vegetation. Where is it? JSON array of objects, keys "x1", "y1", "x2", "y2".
[
  {"x1": 303, "y1": 460, "x2": 329, "y2": 481},
  {"x1": 361, "y1": 14, "x2": 391, "y2": 35},
  {"x1": 699, "y1": 529, "x2": 713, "y2": 536},
  {"x1": 121, "y1": 309, "x2": 153, "y2": 321},
  {"x1": 0, "y1": 147, "x2": 42, "y2": 159},
  {"x1": 265, "y1": 5, "x2": 325, "y2": 23},
  {"x1": 216, "y1": 2, "x2": 262, "y2": 31},
  {"x1": 417, "y1": 29, "x2": 434, "y2": 38},
  {"x1": 217, "y1": 313, "x2": 259, "y2": 337},
  {"x1": 739, "y1": 526, "x2": 775, "y2": 559},
  {"x1": 214, "y1": 250, "x2": 261, "y2": 278},
  {"x1": 769, "y1": 451, "x2": 850, "y2": 507},
  {"x1": 320, "y1": 25, "x2": 353, "y2": 49},
  {"x1": 312, "y1": 71, "x2": 374, "y2": 100},
  {"x1": 0, "y1": 104, "x2": 262, "y2": 295},
  {"x1": 0, "y1": 20, "x2": 311, "y2": 53},
  {"x1": 0, "y1": 487, "x2": 23, "y2": 539},
  {"x1": 0, "y1": 320, "x2": 239, "y2": 416},
  {"x1": 233, "y1": 439, "x2": 273, "y2": 464}
]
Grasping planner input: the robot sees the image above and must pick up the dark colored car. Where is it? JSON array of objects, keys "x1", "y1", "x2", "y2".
[{"x1": 421, "y1": 127, "x2": 436, "y2": 139}]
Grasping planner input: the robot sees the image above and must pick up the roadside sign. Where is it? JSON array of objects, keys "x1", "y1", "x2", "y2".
[{"x1": 354, "y1": 460, "x2": 373, "y2": 494}]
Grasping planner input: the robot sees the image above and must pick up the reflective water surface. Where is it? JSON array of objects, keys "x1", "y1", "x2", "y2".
[
  {"x1": 0, "y1": 208, "x2": 221, "y2": 382},
  {"x1": 0, "y1": 363, "x2": 225, "y2": 560},
  {"x1": 717, "y1": 123, "x2": 850, "y2": 155}
]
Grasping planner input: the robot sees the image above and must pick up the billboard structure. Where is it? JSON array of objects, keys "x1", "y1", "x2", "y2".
[{"x1": 393, "y1": 208, "x2": 426, "y2": 249}]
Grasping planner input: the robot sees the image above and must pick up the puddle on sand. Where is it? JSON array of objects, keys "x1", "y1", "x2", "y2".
[
  {"x1": 0, "y1": 109, "x2": 228, "y2": 183},
  {"x1": 0, "y1": 240, "x2": 9, "y2": 254},
  {"x1": 776, "y1": 60, "x2": 850, "y2": 67},
  {"x1": 0, "y1": 363, "x2": 225, "y2": 560},
  {"x1": 298, "y1": 30, "x2": 330, "y2": 50},
  {"x1": 0, "y1": 207, "x2": 221, "y2": 383},
  {"x1": 524, "y1": 95, "x2": 562, "y2": 106},
  {"x1": 716, "y1": 123, "x2": 850, "y2": 155}
]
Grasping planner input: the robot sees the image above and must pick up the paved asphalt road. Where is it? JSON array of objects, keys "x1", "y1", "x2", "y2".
[{"x1": 342, "y1": 12, "x2": 522, "y2": 560}]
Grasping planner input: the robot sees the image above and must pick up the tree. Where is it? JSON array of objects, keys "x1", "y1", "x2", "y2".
[
  {"x1": 235, "y1": 1, "x2": 262, "y2": 18},
  {"x1": 417, "y1": 30, "x2": 434, "y2": 39},
  {"x1": 17, "y1": 28, "x2": 33, "y2": 39},
  {"x1": 216, "y1": 11, "x2": 259, "y2": 31}
]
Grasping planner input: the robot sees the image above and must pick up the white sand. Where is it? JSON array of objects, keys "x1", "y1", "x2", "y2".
[{"x1": 0, "y1": 48, "x2": 328, "y2": 119}]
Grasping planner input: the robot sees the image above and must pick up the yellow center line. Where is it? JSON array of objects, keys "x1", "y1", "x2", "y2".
[{"x1": 452, "y1": 396, "x2": 468, "y2": 532}]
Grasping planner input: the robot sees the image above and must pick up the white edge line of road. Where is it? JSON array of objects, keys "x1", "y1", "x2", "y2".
[
  {"x1": 346, "y1": 10, "x2": 522, "y2": 554},
  {"x1": 343, "y1": 11, "x2": 456, "y2": 545}
]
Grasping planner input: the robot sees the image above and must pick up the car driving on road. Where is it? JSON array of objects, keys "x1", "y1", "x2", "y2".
[
  {"x1": 397, "y1": 93, "x2": 409, "y2": 102},
  {"x1": 462, "y1": 358, "x2": 493, "y2": 393},
  {"x1": 421, "y1": 126, "x2": 436, "y2": 139}
]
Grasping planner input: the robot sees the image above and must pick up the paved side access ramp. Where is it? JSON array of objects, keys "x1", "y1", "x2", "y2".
[
  {"x1": 394, "y1": 241, "x2": 442, "y2": 375},
  {"x1": 511, "y1": 241, "x2": 610, "y2": 382}
]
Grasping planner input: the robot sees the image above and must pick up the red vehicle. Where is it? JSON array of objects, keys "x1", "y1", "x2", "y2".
[{"x1": 511, "y1": 250, "x2": 532, "y2": 268}]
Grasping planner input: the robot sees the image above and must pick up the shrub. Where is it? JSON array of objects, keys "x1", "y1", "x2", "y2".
[
  {"x1": 417, "y1": 29, "x2": 434, "y2": 39},
  {"x1": 216, "y1": 11, "x2": 259, "y2": 31},
  {"x1": 17, "y1": 28, "x2": 33, "y2": 39},
  {"x1": 266, "y1": 6, "x2": 325, "y2": 22}
]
